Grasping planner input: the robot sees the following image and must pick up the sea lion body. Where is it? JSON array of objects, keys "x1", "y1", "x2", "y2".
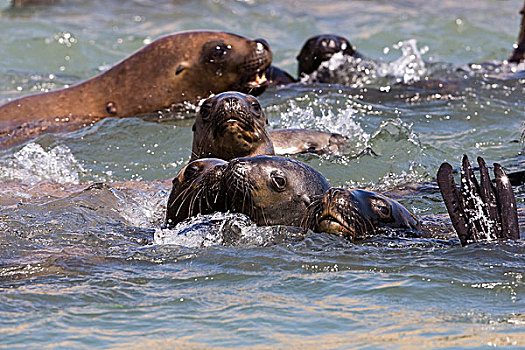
[
  {"x1": 0, "y1": 31, "x2": 271, "y2": 147},
  {"x1": 269, "y1": 129, "x2": 348, "y2": 155},
  {"x1": 191, "y1": 91, "x2": 348, "y2": 160},
  {"x1": 305, "y1": 187, "x2": 420, "y2": 240},
  {"x1": 221, "y1": 155, "x2": 330, "y2": 227}
]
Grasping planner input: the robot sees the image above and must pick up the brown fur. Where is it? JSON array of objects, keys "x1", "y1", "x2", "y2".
[{"x1": 0, "y1": 31, "x2": 271, "y2": 147}]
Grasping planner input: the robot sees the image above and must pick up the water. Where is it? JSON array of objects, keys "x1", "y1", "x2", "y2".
[{"x1": 0, "y1": 0, "x2": 524, "y2": 348}]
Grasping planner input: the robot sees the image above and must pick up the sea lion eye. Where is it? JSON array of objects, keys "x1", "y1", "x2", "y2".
[
  {"x1": 183, "y1": 163, "x2": 201, "y2": 181},
  {"x1": 370, "y1": 198, "x2": 392, "y2": 220},
  {"x1": 199, "y1": 100, "x2": 213, "y2": 120},
  {"x1": 201, "y1": 41, "x2": 230, "y2": 64},
  {"x1": 251, "y1": 101, "x2": 262, "y2": 116},
  {"x1": 270, "y1": 170, "x2": 287, "y2": 191}
]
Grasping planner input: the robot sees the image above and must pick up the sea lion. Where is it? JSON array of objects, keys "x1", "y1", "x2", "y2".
[
  {"x1": 264, "y1": 34, "x2": 357, "y2": 87},
  {"x1": 437, "y1": 155, "x2": 520, "y2": 246},
  {"x1": 191, "y1": 91, "x2": 348, "y2": 160},
  {"x1": 165, "y1": 158, "x2": 227, "y2": 227},
  {"x1": 10, "y1": 0, "x2": 61, "y2": 6},
  {"x1": 509, "y1": 0, "x2": 525, "y2": 63},
  {"x1": 221, "y1": 155, "x2": 330, "y2": 227},
  {"x1": 296, "y1": 34, "x2": 358, "y2": 79},
  {"x1": 302, "y1": 187, "x2": 420, "y2": 240},
  {"x1": 0, "y1": 31, "x2": 271, "y2": 148}
]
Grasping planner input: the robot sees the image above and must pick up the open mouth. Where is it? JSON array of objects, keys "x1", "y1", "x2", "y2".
[
  {"x1": 245, "y1": 71, "x2": 268, "y2": 88},
  {"x1": 316, "y1": 214, "x2": 356, "y2": 239}
]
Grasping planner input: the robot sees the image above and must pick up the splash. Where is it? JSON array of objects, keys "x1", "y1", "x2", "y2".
[
  {"x1": 154, "y1": 212, "x2": 301, "y2": 247},
  {"x1": 304, "y1": 52, "x2": 378, "y2": 87},
  {"x1": 378, "y1": 39, "x2": 428, "y2": 84},
  {"x1": 0, "y1": 142, "x2": 85, "y2": 184},
  {"x1": 304, "y1": 39, "x2": 428, "y2": 86},
  {"x1": 275, "y1": 100, "x2": 370, "y2": 149}
]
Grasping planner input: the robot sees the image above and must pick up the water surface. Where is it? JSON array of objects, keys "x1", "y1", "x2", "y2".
[{"x1": 0, "y1": 0, "x2": 524, "y2": 348}]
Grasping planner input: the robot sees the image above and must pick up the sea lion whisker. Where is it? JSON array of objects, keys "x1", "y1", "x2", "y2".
[
  {"x1": 174, "y1": 186, "x2": 199, "y2": 217},
  {"x1": 194, "y1": 186, "x2": 207, "y2": 215},
  {"x1": 302, "y1": 198, "x2": 323, "y2": 230},
  {"x1": 169, "y1": 185, "x2": 194, "y2": 210},
  {"x1": 188, "y1": 186, "x2": 203, "y2": 217},
  {"x1": 195, "y1": 125, "x2": 216, "y2": 158}
]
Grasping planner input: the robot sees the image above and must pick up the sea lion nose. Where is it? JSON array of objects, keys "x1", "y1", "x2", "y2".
[
  {"x1": 254, "y1": 38, "x2": 270, "y2": 53},
  {"x1": 223, "y1": 97, "x2": 240, "y2": 109}
]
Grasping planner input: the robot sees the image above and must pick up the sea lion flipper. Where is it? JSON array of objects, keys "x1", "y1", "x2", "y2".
[
  {"x1": 477, "y1": 156, "x2": 502, "y2": 235},
  {"x1": 437, "y1": 161, "x2": 471, "y2": 246},
  {"x1": 493, "y1": 163, "x2": 520, "y2": 240},
  {"x1": 509, "y1": 0, "x2": 525, "y2": 63},
  {"x1": 459, "y1": 155, "x2": 493, "y2": 241},
  {"x1": 438, "y1": 156, "x2": 520, "y2": 245},
  {"x1": 270, "y1": 129, "x2": 348, "y2": 155}
]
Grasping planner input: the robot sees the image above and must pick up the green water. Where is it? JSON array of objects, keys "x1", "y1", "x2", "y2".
[{"x1": 0, "y1": 0, "x2": 524, "y2": 348}]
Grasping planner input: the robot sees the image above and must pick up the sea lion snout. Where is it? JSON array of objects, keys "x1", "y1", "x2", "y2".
[{"x1": 254, "y1": 39, "x2": 271, "y2": 53}]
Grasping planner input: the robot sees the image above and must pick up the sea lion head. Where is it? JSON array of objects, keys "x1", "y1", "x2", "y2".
[
  {"x1": 191, "y1": 91, "x2": 274, "y2": 160},
  {"x1": 165, "y1": 158, "x2": 227, "y2": 227},
  {"x1": 305, "y1": 188, "x2": 420, "y2": 240},
  {"x1": 296, "y1": 34, "x2": 356, "y2": 76},
  {"x1": 177, "y1": 32, "x2": 272, "y2": 98},
  {"x1": 221, "y1": 155, "x2": 330, "y2": 226}
]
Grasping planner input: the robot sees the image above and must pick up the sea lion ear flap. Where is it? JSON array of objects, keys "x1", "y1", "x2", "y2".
[{"x1": 175, "y1": 63, "x2": 188, "y2": 76}]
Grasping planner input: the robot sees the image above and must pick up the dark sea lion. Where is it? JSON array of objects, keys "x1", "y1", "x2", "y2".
[
  {"x1": 221, "y1": 155, "x2": 330, "y2": 227},
  {"x1": 437, "y1": 155, "x2": 520, "y2": 246},
  {"x1": 0, "y1": 31, "x2": 271, "y2": 148},
  {"x1": 296, "y1": 34, "x2": 357, "y2": 78},
  {"x1": 191, "y1": 91, "x2": 348, "y2": 160},
  {"x1": 303, "y1": 187, "x2": 420, "y2": 240},
  {"x1": 165, "y1": 158, "x2": 227, "y2": 227},
  {"x1": 509, "y1": 1, "x2": 525, "y2": 63},
  {"x1": 263, "y1": 34, "x2": 357, "y2": 88},
  {"x1": 10, "y1": 0, "x2": 61, "y2": 6}
]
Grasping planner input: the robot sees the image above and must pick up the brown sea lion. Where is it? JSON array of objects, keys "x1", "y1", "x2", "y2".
[
  {"x1": 302, "y1": 187, "x2": 420, "y2": 241},
  {"x1": 191, "y1": 92, "x2": 274, "y2": 161},
  {"x1": 221, "y1": 155, "x2": 330, "y2": 227},
  {"x1": 191, "y1": 91, "x2": 348, "y2": 160},
  {"x1": 165, "y1": 158, "x2": 227, "y2": 227},
  {"x1": 0, "y1": 31, "x2": 271, "y2": 148}
]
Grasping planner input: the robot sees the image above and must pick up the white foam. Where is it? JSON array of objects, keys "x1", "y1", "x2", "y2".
[
  {"x1": 305, "y1": 38, "x2": 428, "y2": 86},
  {"x1": 154, "y1": 212, "x2": 272, "y2": 248},
  {"x1": 0, "y1": 143, "x2": 85, "y2": 184},
  {"x1": 275, "y1": 100, "x2": 369, "y2": 149}
]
